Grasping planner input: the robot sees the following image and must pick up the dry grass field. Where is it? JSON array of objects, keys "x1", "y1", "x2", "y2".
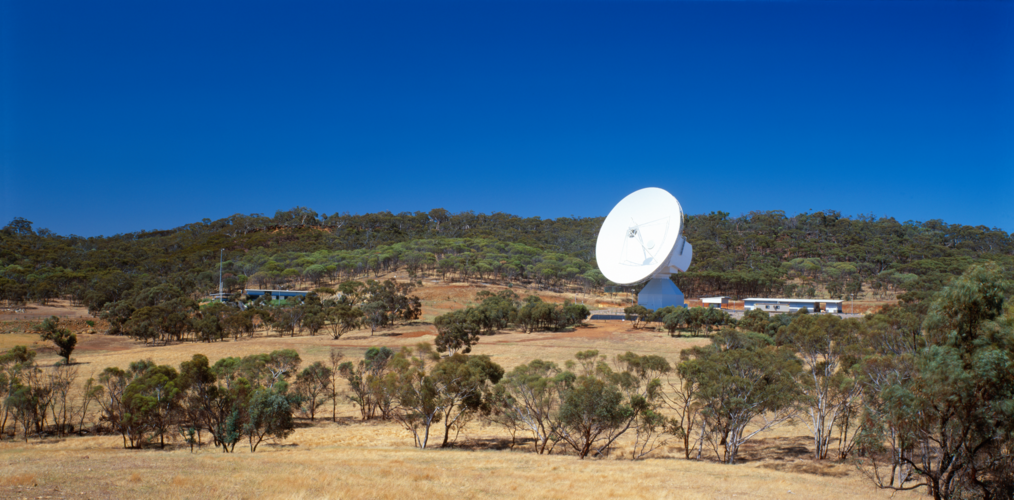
[
  {"x1": 0, "y1": 431, "x2": 916, "y2": 500},
  {"x1": 0, "y1": 284, "x2": 918, "y2": 499}
]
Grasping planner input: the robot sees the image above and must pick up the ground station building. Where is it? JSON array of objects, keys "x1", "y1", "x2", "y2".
[
  {"x1": 744, "y1": 298, "x2": 844, "y2": 313},
  {"x1": 243, "y1": 289, "x2": 310, "y2": 300}
]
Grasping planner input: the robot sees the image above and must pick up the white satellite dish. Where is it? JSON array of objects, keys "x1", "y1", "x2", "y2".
[{"x1": 595, "y1": 187, "x2": 693, "y2": 310}]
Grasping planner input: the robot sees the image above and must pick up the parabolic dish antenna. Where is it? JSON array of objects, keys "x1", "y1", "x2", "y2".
[{"x1": 595, "y1": 187, "x2": 693, "y2": 310}]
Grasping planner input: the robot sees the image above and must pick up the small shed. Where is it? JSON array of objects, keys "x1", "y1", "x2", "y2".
[
  {"x1": 819, "y1": 300, "x2": 845, "y2": 313},
  {"x1": 700, "y1": 296, "x2": 729, "y2": 308}
]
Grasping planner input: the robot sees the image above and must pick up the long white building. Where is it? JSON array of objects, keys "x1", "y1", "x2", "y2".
[{"x1": 743, "y1": 297, "x2": 844, "y2": 313}]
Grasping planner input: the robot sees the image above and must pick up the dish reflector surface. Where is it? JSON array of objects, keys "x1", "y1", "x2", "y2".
[{"x1": 596, "y1": 187, "x2": 684, "y2": 285}]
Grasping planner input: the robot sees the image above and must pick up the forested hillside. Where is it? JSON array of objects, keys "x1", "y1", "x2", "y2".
[
  {"x1": 1, "y1": 207, "x2": 1012, "y2": 314},
  {"x1": 4, "y1": 208, "x2": 1014, "y2": 496},
  {"x1": 676, "y1": 210, "x2": 1013, "y2": 304}
]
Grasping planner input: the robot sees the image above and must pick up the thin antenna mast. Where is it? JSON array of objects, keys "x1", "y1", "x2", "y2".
[{"x1": 219, "y1": 248, "x2": 224, "y2": 299}]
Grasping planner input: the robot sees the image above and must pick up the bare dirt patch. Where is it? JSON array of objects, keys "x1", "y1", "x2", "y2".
[
  {"x1": 393, "y1": 329, "x2": 436, "y2": 339},
  {"x1": 0, "y1": 299, "x2": 93, "y2": 320},
  {"x1": 72, "y1": 333, "x2": 142, "y2": 352}
]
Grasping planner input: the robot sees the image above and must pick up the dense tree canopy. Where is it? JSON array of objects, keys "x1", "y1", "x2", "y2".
[{"x1": 1, "y1": 208, "x2": 1010, "y2": 323}]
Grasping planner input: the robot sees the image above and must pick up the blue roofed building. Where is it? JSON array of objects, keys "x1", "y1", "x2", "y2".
[{"x1": 244, "y1": 289, "x2": 310, "y2": 300}]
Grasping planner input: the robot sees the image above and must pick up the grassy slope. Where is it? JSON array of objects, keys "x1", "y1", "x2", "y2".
[
  {"x1": 0, "y1": 283, "x2": 919, "y2": 499},
  {"x1": 1, "y1": 433, "x2": 919, "y2": 500}
]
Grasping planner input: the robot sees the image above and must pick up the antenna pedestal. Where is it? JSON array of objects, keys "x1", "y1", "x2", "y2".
[
  {"x1": 636, "y1": 236, "x2": 691, "y2": 310},
  {"x1": 637, "y1": 276, "x2": 686, "y2": 310}
]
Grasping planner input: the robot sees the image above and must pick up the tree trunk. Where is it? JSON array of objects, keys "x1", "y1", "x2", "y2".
[{"x1": 442, "y1": 417, "x2": 452, "y2": 448}]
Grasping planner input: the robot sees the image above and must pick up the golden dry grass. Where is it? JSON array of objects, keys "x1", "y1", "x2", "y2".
[
  {"x1": 0, "y1": 332, "x2": 49, "y2": 351},
  {"x1": 0, "y1": 424, "x2": 921, "y2": 500},
  {"x1": 0, "y1": 293, "x2": 918, "y2": 500}
]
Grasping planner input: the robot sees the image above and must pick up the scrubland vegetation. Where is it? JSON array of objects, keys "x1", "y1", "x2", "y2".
[
  {"x1": 2, "y1": 207, "x2": 1011, "y2": 311},
  {"x1": 1, "y1": 210, "x2": 1013, "y2": 499},
  {"x1": 0, "y1": 262, "x2": 1011, "y2": 498}
]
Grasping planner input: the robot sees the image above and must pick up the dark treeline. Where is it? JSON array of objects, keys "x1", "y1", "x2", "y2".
[
  {"x1": 0, "y1": 209, "x2": 602, "y2": 314},
  {"x1": 675, "y1": 210, "x2": 1013, "y2": 301},
  {"x1": 1, "y1": 207, "x2": 1012, "y2": 328},
  {"x1": 433, "y1": 290, "x2": 591, "y2": 354},
  {"x1": 3, "y1": 263, "x2": 1012, "y2": 499},
  {"x1": 98, "y1": 278, "x2": 421, "y2": 345},
  {"x1": 0, "y1": 345, "x2": 332, "y2": 453}
]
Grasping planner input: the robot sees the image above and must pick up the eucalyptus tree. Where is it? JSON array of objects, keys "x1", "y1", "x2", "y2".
[
  {"x1": 428, "y1": 353, "x2": 503, "y2": 447},
  {"x1": 244, "y1": 384, "x2": 299, "y2": 452},
  {"x1": 857, "y1": 263, "x2": 1014, "y2": 499},
  {"x1": 327, "y1": 348, "x2": 344, "y2": 422},
  {"x1": 295, "y1": 362, "x2": 332, "y2": 421},
  {"x1": 662, "y1": 307, "x2": 690, "y2": 336},
  {"x1": 388, "y1": 345, "x2": 444, "y2": 448},
  {"x1": 360, "y1": 301, "x2": 389, "y2": 336},
  {"x1": 38, "y1": 316, "x2": 77, "y2": 364},
  {"x1": 776, "y1": 314, "x2": 865, "y2": 460},
  {"x1": 555, "y1": 374, "x2": 630, "y2": 459},
  {"x1": 613, "y1": 352, "x2": 677, "y2": 459},
  {"x1": 121, "y1": 364, "x2": 183, "y2": 448},
  {"x1": 338, "y1": 347, "x2": 394, "y2": 420},
  {"x1": 94, "y1": 366, "x2": 134, "y2": 448},
  {"x1": 623, "y1": 305, "x2": 651, "y2": 329},
  {"x1": 679, "y1": 329, "x2": 802, "y2": 464},
  {"x1": 490, "y1": 359, "x2": 565, "y2": 454},
  {"x1": 434, "y1": 308, "x2": 483, "y2": 355},
  {"x1": 300, "y1": 292, "x2": 326, "y2": 336},
  {"x1": 322, "y1": 299, "x2": 362, "y2": 339},
  {"x1": 1, "y1": 347, "x2": 41, "y2": 441},
  {"x1": 474, "y1": 290, "x2": 520, "y2": 332},
  {"x1": 664, "y1": 359, "x2": 703, "y2": 459}
]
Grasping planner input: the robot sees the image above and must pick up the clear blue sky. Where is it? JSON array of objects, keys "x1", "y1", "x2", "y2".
[{"x1": 2, "y1": 0, "x2": 1012, "y2": 236}]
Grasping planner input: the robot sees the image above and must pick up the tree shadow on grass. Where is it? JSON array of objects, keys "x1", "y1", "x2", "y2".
[
  {"x1": 737, "y1": 435, "x2": 850, "y2": 478},
  {"x1": 321, "y1": 416, "x2": 358, "y2": 426},
  {"x1": 263, "y1": 442, "x2": 299, "y2": 449},
  {"x1": 736, "y1": 435, "x2": 812, "y2": 463},
  {"x1": 445, "y1": 436, "x2": 537, "y2": 452},
  {"x1": 758, "y1": 461, "x2": 849, "y2": 478}
]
